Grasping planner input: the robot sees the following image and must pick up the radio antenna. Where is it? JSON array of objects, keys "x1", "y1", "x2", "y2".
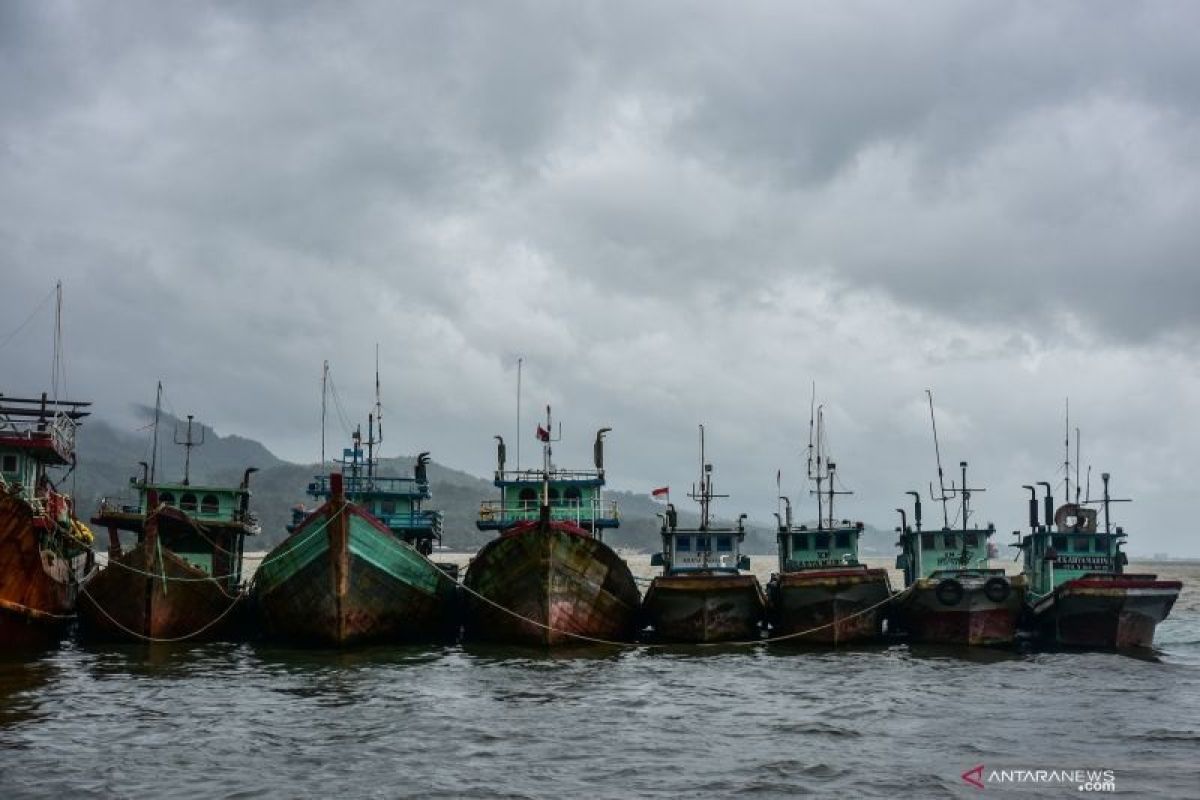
[{"x1": 927, "y1": 389, "x2": 951, "y2": 528}]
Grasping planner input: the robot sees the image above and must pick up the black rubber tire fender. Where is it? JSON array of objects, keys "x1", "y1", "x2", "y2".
[
  {"x1": 983, "y1": 576, "x2": 1010, "y2": 604},
  {"x1": 935, "y1": 578, "x2": 964, "y2": 607}
]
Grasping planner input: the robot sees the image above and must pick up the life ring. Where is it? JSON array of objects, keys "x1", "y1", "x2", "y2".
[
  {"x1": 935, "y1": 578, "x2": 964, "y2": 607},
  {"x1": 983, "y1": 576, "x2": 1010, "y2": 604},
  {"x1": 1054, "y1": 503, "x2": 1097, "y2": 533}
]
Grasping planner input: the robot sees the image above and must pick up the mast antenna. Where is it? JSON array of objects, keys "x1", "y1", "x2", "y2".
[
  {"x1": 1064, "y1": 397, "x2": 1071, "y2": 506},
  {"x1": 516, "y1": 357, "x2": 523, "y2": 473},
  {"x1": 174, "y1": 414, "x2": 205, "y2": 486},
  {"x1": 321, "y1": 360, "x2": 329, "y2": 465},
  {"x1": 927, "y1": 389, "x2": 952, "y2": 528},
  {"x1": 149, "y1": 381, "x2": 162, "y2": 483}
]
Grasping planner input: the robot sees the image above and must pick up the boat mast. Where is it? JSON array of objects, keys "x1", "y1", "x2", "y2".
[
  {"x1": 320, "y1": 360, "x2": 329, "y2": 465},
  {"x1": 699, "y1": 424, "x2": 708, "y2": 529},
  {"x1": 51, "y1": 280, "x2": 64, "y2": 405},
  {"x1": 1064, "y1": 398, "x2": 1071, "y2": 507},
  {"x1": 927, "y1": 389, "x2": 951, "y2": 528},
  {"x1": 1075, "y1": 427, "x2": 1081, "y2": 505},
  {"x1": 516, "y1": 357, "x2": 522, "y2": 473},
  {"x1": 541, "y1": 404, "x2": 552, "y2": 508},
  {"x1": 174, "y1": 414, "x2": 204, "y2": 486},
  {"x1": 149, "y1": 381, "x2": 162, "y2": 483},
  {"x1": 367, "y1": 345, "x2": 382, "y2": 484}
]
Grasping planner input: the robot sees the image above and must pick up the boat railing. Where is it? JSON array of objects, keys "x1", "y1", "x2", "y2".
[
  {"x1": 493, "y1": 468, "x2": 605, "y2": 483},
  {"x1": 308, "y1": 474, "x2": 430, "y2": 498},
  {"x1": 0, "y1": 412, "x2": 77, "y2": 462},
  {"x1": 478, "y1": 499, "x2": 619, "y2": 524},
  {"x1": 375, "y1": 508, "x2": 443, "y2": 534}
]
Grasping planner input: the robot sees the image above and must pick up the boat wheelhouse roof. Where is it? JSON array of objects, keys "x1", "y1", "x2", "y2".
[
  {"x1": 307, "y1": 473, "x2": 430, "y2": 501},
  {"x1": 493, "y1": 467, "x2": 604, "y2": 488},
  {"x1": 0, "y1": 395, "x2": 90, "y2": 465}
]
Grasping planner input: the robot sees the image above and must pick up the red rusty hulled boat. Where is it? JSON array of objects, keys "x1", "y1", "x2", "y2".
[
  {"x1": 766, "y1": 409, "x2": 892, "y2": 643},
  {"x1": 463, "y1": 407, "x2": 639, "y2": 646},
  {"x1": 0, "y1": 392, "x2": 95, "y2": 648},
  {"x1": 463, "y1": 515, "x2": 640, "y2": 645},
  {"x1": 79, "y1": 406, "x2": 260, "y2": 643},
  {"x1": 642, "y1": 426, "x2": 766, "y2": 643},
  {"x1": 1017, "y1": 474, "x2": 1182, "y2": 649}
]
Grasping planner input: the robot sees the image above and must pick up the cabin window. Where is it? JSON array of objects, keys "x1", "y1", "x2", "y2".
[
  {"x1": 716, "y1": 536, "x2": 733, "y2": 552},
  {"x1": 1073, "y1": 537, "x2": 1091, "y2": 553},
  {"x1": 835, "y1": 531, "x2": 851, "y2": 549},
  {"x1": 1052, "y1": 535, "x2": 1067, "y2": 551},
  {"x1": 1, "y1": 454, "x2": 16, "y2": 473},
  {"x1": 200, "y1": 494, "x2": 219, "y2": 514},
  {"x1": 158, "y1": 492, "x2": 175, "y2": 506},
  {"x1": 563, "y1": 486, "x2": 582, "y2": 506},
  {"x1": 179, "y1": 493, "x2": 197, "y2": 512},
  {"x1": 791, "y1": 533, "x2": 808, "y2": 552},
  {"x1": 518, "y1": 488, "x2": 537, "y2": 509},
  {"x1": 921, "y1": 533, "x2": 934, "y2": 551},
  {"x1": 675, "y1": 536, "x2": 691, "y2": 552},
  {"x1": 815, "y1": 532, "x2": 831, "y2": 550},
  {"x1": 695, "y1": 536, "x2": 711, "y2": 552},
  {"x1": 943, "y1": 534, "x2": 956, "y2": 549},
  {"x1": 379, "y1": 500, "x2": 396, "y2": 515},
  {"x1": 965, "y1": 533, "x2": 978, "y2": 548}
]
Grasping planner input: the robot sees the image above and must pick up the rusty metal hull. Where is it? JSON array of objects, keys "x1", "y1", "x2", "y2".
[
  {"x1": 254, "y1": 501, "x2": 457, "y2": 647},
  {"x1": 462, "y1": 522, "x2": 641, "y2": 646},
  {"x1": 78, "y1": 543, "x2": 245, "y2": 642},
  {"x1": 898, "y1": 574, "x2": 1025, "y2": 646},
  {"x1": 0, "y1": 491, "x2": 90, "y2": 648},
  {"x1": 1031, "y1": 575, "x2": 1181, "y2": 649},
  {"x1": 643, "y1": 573, "x2": 766, "y2": 643},
  {"x1": 767, "y1": 567, "x2": 893, "y2": 644}
]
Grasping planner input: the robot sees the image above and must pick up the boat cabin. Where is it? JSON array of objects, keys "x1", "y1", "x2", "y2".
[
  {"x1": 895, "y1": 525, "x2": 995, "y2": 585},
  {"x1": 477, "y1": 426, "x2": 618, "y2": 536},
  {"x1": 296, "y1": 446, "x2": 443, "y2": 553},
  {"x1": 0, "y1": 394, "x2": 89, "y2": 501},
  {"x1": 653, "y1": 505, "x2": 750, "y2": 574},
  {"x1": 1015, "y1": 479, "x2": 1127, "y2": 599},
  {"x1": 777, "y1": 521, "x2": 864, "y2": 573}
]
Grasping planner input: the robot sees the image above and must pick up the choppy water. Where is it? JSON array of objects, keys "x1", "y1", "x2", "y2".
[{"x1": 2, "y1": 560, "x2": 1199, "y2": 798}]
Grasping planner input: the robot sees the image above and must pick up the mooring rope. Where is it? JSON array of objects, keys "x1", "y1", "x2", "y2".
[
  {"x1": 416, "y1": 548, "x2": 913, "y2": 648},
  {"x1": 78, "y1": 581, "x2": 243, "y2": 643}
]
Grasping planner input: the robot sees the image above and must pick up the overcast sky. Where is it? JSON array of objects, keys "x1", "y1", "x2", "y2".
[{"x1": 3, "y1": 2, "x2": 1198, "y2": 553}]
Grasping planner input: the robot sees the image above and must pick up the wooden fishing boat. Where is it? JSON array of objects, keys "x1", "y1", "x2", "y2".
[
  {"x1": 894, "y1": 461, "x2": 1024, "y2": 646},
  {"x1": 80, "y1": 401, "x2": 259, "y2": 642},
  {"x1": 254, "y1": 415, "x2": 457, "y2": 646},
  {"x1": 1016, "y1": 474, "x2": 1180, "y2": 649},
  {"x1": 0, "y1": 392, "x2": 94, "y2": 647},
  {"x1": 892, "y1": 394, "x2": 1023, "y2": 646},
  {"x1": 642, "y1": 426, "x2": 765, "y2": 643},
  {"x1": 766, "y1": 405, "x2": 892, "y2": 643},
  {"x1": 463, "y1": 407, "x2": 640, "y2": 646}
]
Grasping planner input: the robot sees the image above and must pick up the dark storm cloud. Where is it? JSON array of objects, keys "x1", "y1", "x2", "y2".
[{"x1": 2, "y1": 2, "x2": 1198, "y2": 551}]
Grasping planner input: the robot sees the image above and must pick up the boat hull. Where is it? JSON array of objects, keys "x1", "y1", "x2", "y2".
[
  {"x1": 1030, "y1": 574, "x2": 1181, "y2": 649},
  {"x1": 767, "y1": 567, "x2": 892, "y2": 644},
  {"x1": 254, "y1": 503, "x2": 456, "y2": 647},
  {"x1": 0, "y1": 491, "x2": 90, "y2": 648},
  {"x1": 898, "y1": 573, "x2": 1025, "y2": 646},
  {"x1": 462, "y1": 521, "x2": 640, "y2": 646},
  {"x1": 78, "y1": 543, "x2": 244, "y2": 642},
  {"x1": 643, "y1": 573, "x2": 766, "y2": 643}
]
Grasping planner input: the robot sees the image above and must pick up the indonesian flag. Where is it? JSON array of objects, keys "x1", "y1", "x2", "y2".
[
  {"x1": 536, "y1": 424, "x2": 550, "y2": 442},
  {"x1": 651, "y1": 486, "x2": 669, "y2": 499}
]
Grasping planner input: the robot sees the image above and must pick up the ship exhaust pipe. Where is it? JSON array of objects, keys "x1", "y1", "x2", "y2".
[
  {"x1": 1022, "y1": 485, "x2": 1038, "y2": 531},
  {"x1": 1037, "y1": 481, "x2": 1053, "y2": 529}
]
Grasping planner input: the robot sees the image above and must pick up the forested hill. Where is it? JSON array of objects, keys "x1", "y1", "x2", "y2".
[{"x1": 68, "y1": 414, "x2": 891, "y2": 553}]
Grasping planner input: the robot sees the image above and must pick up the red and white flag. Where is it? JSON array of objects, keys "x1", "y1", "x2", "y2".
[
  {"x1": 536, "y1": 424, "x2": 550, "y2": 442},
  {"x1": 651, "y1": 486, "x2": 669, "y2": 499}
]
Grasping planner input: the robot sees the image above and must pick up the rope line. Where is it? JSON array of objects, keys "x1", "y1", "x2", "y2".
[{"x1": 79, "y1": 581, "x2": 242, "y2": 643}]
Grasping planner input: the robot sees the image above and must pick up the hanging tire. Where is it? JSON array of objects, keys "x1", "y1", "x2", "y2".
[
  {"x1": 983, "y1": 576, "x2": 1010, "y2": 604},
  {"x1": 935, "y1": 578, "x2": 964, "y2": 607}
]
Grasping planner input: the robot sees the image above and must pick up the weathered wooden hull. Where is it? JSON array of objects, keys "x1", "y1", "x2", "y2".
[
  {"x1": 78, "y1": 543, "x2": 245, "y2": 642},
  {"x1": 462, "y1": 521, "x2": 641, "y2": 646},
  {"x1": 1030, "y1": 575, "x2": 1181, "y2": 649},
  {"x1": 0, "y1": 491, "x2": 90, "y2": 648},
  {"x1": 767, "y1": 567, "x2": 893, "y2": 644},
  {"x1": 898, "y1": 573, "x2": 1025, "y2": 646},
  {"x1": 254, "y1": 503, "x2": 456, "y2": 646},
  {"x1": 643, "y1": 573, "x2": 766, "y2": 643}
]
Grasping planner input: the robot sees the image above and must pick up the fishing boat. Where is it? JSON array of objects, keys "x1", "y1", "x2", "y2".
[
  {"x1": 254, "y1": 364, "x2": 456, "y2": 646},
  {"x1": 80, "y1": 395, "x2": 259, "y2": 642},
  {"x1": 1017, "y1": 470, "x2": 1181, "y2": 649},
  {"x1": 892, "y1": 393, "x2": 1024, "y2": 646},
  {"x1": 0, "y1": 392, "x2": 94, "y2": 646},
  {"x1": 766, "y1": 402, "x2": 892, "y2": 643},
  {"x1": 642, "y1": 426, "x2": 765, "y2": 643},
  {"x1": 463, "y1": 406, "x2": 640, "y2": 646}
]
